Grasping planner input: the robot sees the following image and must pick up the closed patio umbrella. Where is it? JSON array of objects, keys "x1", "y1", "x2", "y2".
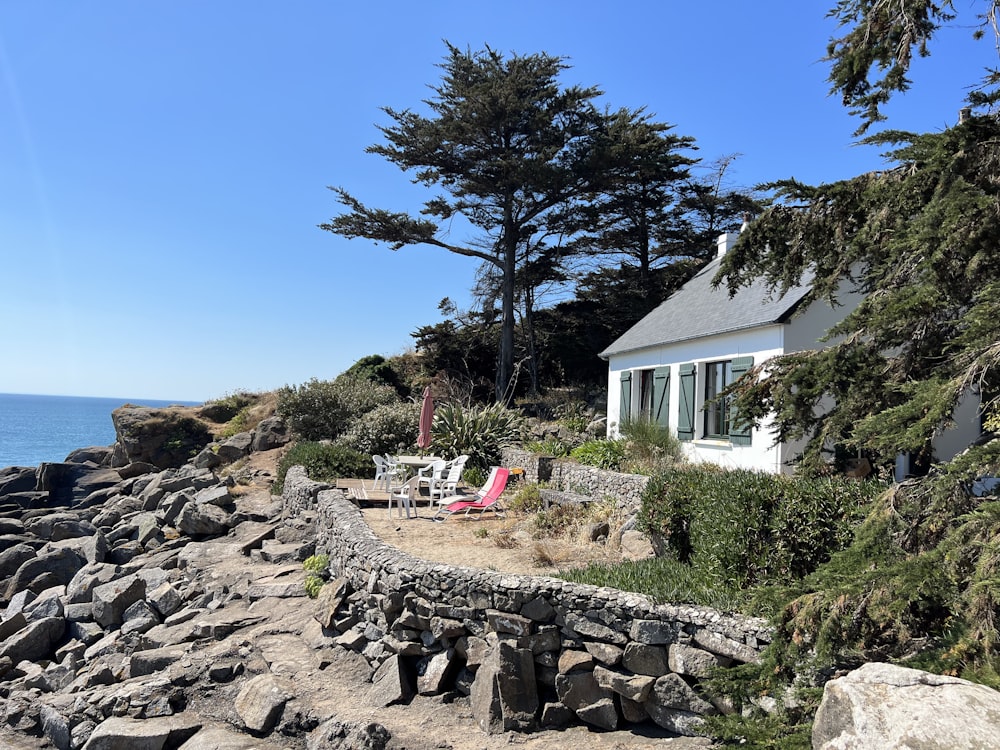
[{"x1": 417, "y1": 386, "x2": 434, "y2": 453}]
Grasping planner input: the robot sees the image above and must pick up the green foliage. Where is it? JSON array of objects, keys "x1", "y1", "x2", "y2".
[
  {"x1": 637, "y1": 466, "x2": 885, "y2": 593},
  {"x1": 569, "y1": 438, "x2": 628, "y2": 470},
  {"x1": 508, "y1": 483, "x2": 544, "y2": 514},
  {"x1": 276, "y1": 374, "x2": 399, "y2": 441},
  {"x1": 721, "y1": 115, "x2": 1000, "y2": 475},
  {"x1": 304, "y1": 576, "x2": 325, "y2": 599},
  {"x1": 338, "y1": 401, "x2": 420, "y2": 456},
  {"x1": 430, "y1": 401, "x2": 523, "y2": 472},
  {"x1": 523, "y1": 437, "x2": 572, "y2": 457},
  {"x1": 561, "y1": 556, "x2": 745, "y2": 612},
  {"x1": 532, "y1": 503, "x2": 590, "y2": 538},
  {"x1": 274, "y1": 441, "x2": 369, "y2": 493},
  {"x1": 343, "y1": 354, "x2": 410, "y2": 398},
  {"x1": 303, "y1": 554, "x2": 330, "y2": 574},
  {"x1": 461, "y1": 464, "x2": 487, "y2": 489},
  {"x1": 199, "y1": 391, "x2": 256, "y2": 423},
  {"x1": 825, "y1": 1, "x2": 997, "y2": 134},
  {"x1": 302, "y1": 554, "x2": 330, "y2": 599},
  {"x1": 620, "y1": 416, "x2": 684, "y2": 471},
  {"x1": 553, "y1": 400, "x2": 592, "y2": 433}
]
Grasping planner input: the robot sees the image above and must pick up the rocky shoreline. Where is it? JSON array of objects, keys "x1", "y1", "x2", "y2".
[{"x1": 2, "y1": 405, "x2": 1000, "y2": 749}]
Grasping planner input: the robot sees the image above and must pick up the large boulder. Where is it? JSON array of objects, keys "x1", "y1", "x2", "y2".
[
  {"x1": 36, "y1": 464, "x2": 121, "y2": 505},
  {"x1": 813, "y1": 662, "x2": 1000, "y2": 749},
  {"x1": 251, "y1": 417, "x2": 289, "y2": 452},
  {"x1": 111, "y1": 406, "x2": 214, "y2": 470}
]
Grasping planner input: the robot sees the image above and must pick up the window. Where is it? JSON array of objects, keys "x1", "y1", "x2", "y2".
[
  {"x1": 703, "y1": 361, "x2": 732, "y2": 438},
  {"x1": 639, "y1": 369, "x2": 655, "y2": 418},
  {"x1": 677, "y1": 357, "x2": 754, "y2": 444}
]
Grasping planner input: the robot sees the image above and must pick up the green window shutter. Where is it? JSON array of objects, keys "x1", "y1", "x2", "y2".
[
  {"x1": 677, "y1": 363, "x2": 696, "y2": 441},
  {"x1": 619, "y1": 371, "x2": 632, "y2": 426},
  {"x1": 652, "y1": 366, "x2": 670, "y2": 428},
  {"x1": 729, "y1": 356, "x2": 754, "y2": 446}
]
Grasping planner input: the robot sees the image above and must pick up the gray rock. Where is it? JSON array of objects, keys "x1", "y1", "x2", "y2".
[
  {"x1": 195, "y1": 485, "x2": 232, "y2": 507},
  {"x1": 813, "y1": 662, "x2": 1000, "y2": 750},
  {"x1": 471, "y1": 642, "x2": 538, "y2": 733},
  {"x1": 622, "y1": 642, "x2": 669, "y2": 676},
  {"x1": 40, "y1": 703, "x2": 71, "y2": 750},
  {"x1": 630, "y1": 619, "x2": 678, "y2": 645},
  {"x1": 366, "y1": 654, "x2": 413, "y2": 708},
  {"x1": 650, "y1": 673, "x2": 716, "y2": 714},
  {"x1": 234, "y1": 674, "x2": 295, "y2": 734},
  {"x1": 25, "y1": 512, "x2": 97, "y2": 541},
  {"x1": 555, "y1": 670, "x2": 617, "y2": 730},
  {"x1": 417, "y1": 648, "x2": 460, "y2": 695},
  {"x1": 0, "y1": 543, "x2": 37, "y2": 579},
  {"x1": 0, "y1": 615, "x2": 65, "y2": 662},
  {"x1": 129, "y1": 646, "x2": 188, "y2": 679},
  {"x1": 81, "y1": 713, "x2": 202, "y2": 749},
  {"x1": 147, "y1": 581, "x2": 183, "y2": 618},
  {"x1": 216, "y1": 432, "x2": 253, "y2": 463},
  {"x1": 91, "y1": 573, "x2": 146, "y2": 629},
  {"x1": 5, "y1": 546, "x2": 86, "y2": 599},
  {"x1": 182, "y1": 726, "x2": 287, "y2": 749},
  {"x1": 668, "y1": 643, "x2": 727, "y2": 678},
  {"x1": 645, "y1": 704, "x2": 706, "y2": 736},
  {"x1": 120, "y1": 599, "x2": 161, "y2": 635},
  {"x1": 177, "y1": 502, "x2": 232, "y2": 537},
  {"x1": 593, "y1": 664, "x2": 656, "y2": 703},
  {"x1": 251, "y1": 417, "x2": 289, "y2": 452},
  {"x1": 307, "y1": 718, "x2": 391, "y2": 750}
]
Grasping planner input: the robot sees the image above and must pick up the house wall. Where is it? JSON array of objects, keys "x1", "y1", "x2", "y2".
[{"x1": 607, "y1": 325, "x2": 789, "y2": 474}]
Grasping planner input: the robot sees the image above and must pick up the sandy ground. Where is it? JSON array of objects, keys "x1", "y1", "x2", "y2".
[{"x1": 342, "y1": 478, "x2": 623, "y2": 577}]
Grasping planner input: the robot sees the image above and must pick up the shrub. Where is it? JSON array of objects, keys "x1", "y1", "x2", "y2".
[
  {"x1": 523, "y1": 437, "x2": 572, "y2": 457},
  {"x1": 303, "y1": 554, "x2": 329, "y2": 574},
  {"x1": 304, "y1": 576, "x2": 325, "y2": 599},
  {"x1": 508, "y1": 483, "x2": 544, "y2": 514},
  {"x1": 462, "y1": 464, "x2": 487, "y2": 489},
  {"x1": 200, "y1": 391, "x2": 256, "y2": 423},
  {"x1": 277, "y1": 374, "x2": 399, "y2": 441},
  {"x1": 637, "y1": 466, "x2": 886, "y2": 592},
  {"x1": 338, "y1": 401, "x2": 420, "y2": 456},
  {"x1": 274, "y1": 441, "x2": 369, "y2": 493},
  {"x1": 569, "y1": 438, "x2": 628, "y2": 470},
  {"x1": 620, "y1": 416, "x2": 684, "y2": 471},
  {"x1": 431, "y1": 402, "x2": 523, "y2": 472}
]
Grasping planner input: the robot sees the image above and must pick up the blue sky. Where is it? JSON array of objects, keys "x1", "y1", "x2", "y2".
[{"x1": 1, "y1": 2, "x2": 993, "y2": 402}]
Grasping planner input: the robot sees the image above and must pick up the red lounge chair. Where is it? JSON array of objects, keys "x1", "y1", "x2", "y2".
[{"x1": 433, "y1": 467, "x2": 510, "y2": 520}]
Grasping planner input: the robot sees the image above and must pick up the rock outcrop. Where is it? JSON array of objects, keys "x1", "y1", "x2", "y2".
[{"x1": 812, "y1": 661, "x2": 1000, "y2": 749}]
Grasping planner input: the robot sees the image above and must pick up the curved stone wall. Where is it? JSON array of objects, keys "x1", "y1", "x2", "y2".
[{"x1": 285, "y1": 467, "x2": 773, "y2": 735}]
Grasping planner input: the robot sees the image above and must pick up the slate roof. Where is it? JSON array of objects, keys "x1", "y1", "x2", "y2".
[{"x1": 599, "y1": 255, "x2": 813, "y2": 358}]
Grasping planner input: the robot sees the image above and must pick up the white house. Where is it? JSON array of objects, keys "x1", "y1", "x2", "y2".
[
  {"x1": 600, "y1": 232, "x2": 834, "y2": 473},
  {"x1": 600, "y1": 232, "x2": 984, "y2": 476}
]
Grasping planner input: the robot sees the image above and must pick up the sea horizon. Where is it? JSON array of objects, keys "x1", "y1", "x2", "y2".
[{"x1": 0, "y1": 392, "x2": 203, "y2": 469}]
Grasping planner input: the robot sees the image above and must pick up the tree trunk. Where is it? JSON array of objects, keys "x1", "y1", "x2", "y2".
[{"x1": 497, "y1": 209, "x2": 518, "y2": 403}]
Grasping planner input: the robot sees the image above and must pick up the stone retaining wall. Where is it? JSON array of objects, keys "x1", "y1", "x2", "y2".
[
  {"x1": 501, "y1": 448, "x2": 650, "y2": 511},
  {"x1": 285, "y1": 467, "x2": 772, "y2": 736}
]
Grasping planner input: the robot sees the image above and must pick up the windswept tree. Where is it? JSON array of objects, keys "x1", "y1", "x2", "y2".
[
  {"x1": 321, "y1": 43, "x2": 606, "y2": 402},
  {"x1": 564, "y1": 108, "x2": 698, "y2": 297},
  {"x1": 717, "y1": 1, "x2": 1000, "y2": 475},
  {"x1": 826, "y1": 0, "x2": 1000, "y2": 133}
]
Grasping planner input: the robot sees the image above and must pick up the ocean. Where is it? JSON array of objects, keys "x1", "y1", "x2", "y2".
[{"x1": 0, "y1": 393, "x2": 202, "y2": 469}]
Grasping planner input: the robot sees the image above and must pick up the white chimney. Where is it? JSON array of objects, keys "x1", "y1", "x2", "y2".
[{"x1": 716, "y1": 231, "x2": 740, "y2": 258}]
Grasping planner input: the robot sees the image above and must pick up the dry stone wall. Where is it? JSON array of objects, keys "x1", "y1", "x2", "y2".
[
  {"x1": 286, "y1": 467, "x2": 772, "y2": 736},
  {"x1": 501, "y1": 448, "x2": 650, "y2": 511}
]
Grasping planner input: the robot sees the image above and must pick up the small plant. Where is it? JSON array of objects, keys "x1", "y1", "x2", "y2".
[
  {"x1": 304, "y1": 576, "x2": 325, "y2": 599},
  {"x1": 462, "y1": 464, "x2": 487, "y2": 489},
  {"x1": 303, "y1": 553, "x2": 330, "y2": 574},
  {"x1": 492, "y1": 530, "x2": 520, "y2": 549},
  {"x1": 570, "y1": 438, "x2": 628, "y2": 470},
  {"x1": 472, "y1": 526, "x2": 489, "y2": 539},
  {"x1": 302, "y1": 554, "x2": 330, "y2": 599},
  {"x1": 508, "y1": 483, "x2": 544, "y2": 514},
  {"x1": 532, "y1": 502, "x2": 590, "y2": 538},
  {"x1": 524, "y1": 437, "x2": 571, "y2": 457}
]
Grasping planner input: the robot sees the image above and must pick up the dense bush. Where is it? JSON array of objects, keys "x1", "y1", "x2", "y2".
[
  {"x1": 569, "y1": 438, "x2": 628, "y2": 470},
  {"x1": 276, "y1": 375, "x2": 399, "y2": 441},
  {"x1": 637, "y1": 466, "x2": 886, "y2": 593},
  {"x1": 274, "y1": 441, "x2": 369, "y2": 493},
  {"x1": 338, "y1": 401, "x2": 420, "y2": 456},
  {"x1": 431, "y1": 402, "x2": 522, "y2": 472}
]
